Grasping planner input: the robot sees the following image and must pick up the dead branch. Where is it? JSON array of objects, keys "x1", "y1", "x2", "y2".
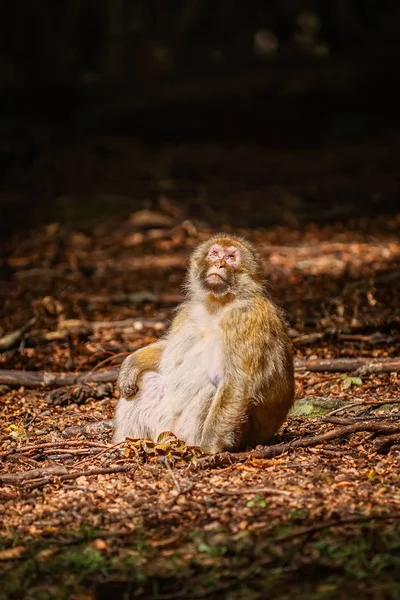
[
  {"x1": 215, "y1": 487, "x2": 291, "y2": 497},
  {"x1": 195, "y1": 420, "x2": 400, "y2": 469},
  {"x1": 0, "y1": 466, "x2": 68, "y2": 484},
  {"x1": 275, "y1": 514, "x2": 400, "y2": 543},
  {"x1": 324, "y1": 398, "x2": 400, "y2": 417},
  {"x1": 46, "y1": 382, "x2": 114, "y2": 406},
  {"x1": 73, "y1": 440, "x2": 124, "y2": 467},
  {"x1": 292, "y1": 331, "x2": 395, "y2": 346},
  {"x1": 0, "y1": 317, "x2": 36, "y2": 351},
  {"x1": 62, "y1": 420, "x2": 114, "y2": 438},
  {"x1": 0, "y1": 368, "x2": 119, "y2": 388},
  {"x1": 294, "y1": 357, "x2": 400, "y2": 374},
  {"x1": 162, "y1": 456, "x2": 181, "y2": 494},
  {"x1": 3, "y1": 356, "x2": 400, "y2": 389},
  {"x1": 374, "y1": 433, "x2": 400, "y2": 453},
  {"x1": 82, "y1": 292, "x2": 183, "y2": 306},
  {"x1": 39, "y1": 317, "x2": 168, "y2": 342},
  {"x1": 0, "y1": 440, "x2": 109, "y2": 460},
  {"x1": 25, "y1": 466, "x2": 132, "y2": 491}
]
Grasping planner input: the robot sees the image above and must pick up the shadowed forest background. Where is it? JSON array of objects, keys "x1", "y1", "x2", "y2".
[{"x1": 1, "y1": 2, "x2": 400, "y2": 600}]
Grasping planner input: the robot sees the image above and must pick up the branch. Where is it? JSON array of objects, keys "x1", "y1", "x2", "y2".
[
  {"x1": 37, "y1": 317, "x2": 168, "y2": 342},
  {"x1": 195, "y1": 420, "x2": 400, "y2": 468},
  {"x1": 374, "y1": 433, "x2": 400, "y2": 453},
  {"x1": 3, "y1": 356, "x2": 400, "y2": 388},
  {"x1": 294, "y1": 357, "x2": 400, "y2": 374},
  {"x1": 0, "y1": 368, "x2": 119, "y2": 387},
  {"x1": 215, "y1": 486, "x2": 291, "y2": 497},
  {"x1": 62, "y1": 420, "x2": 114, "y2": 438},
  {"x1": 21, "y1": 466, "x2": 131, "y2": 491},
  {"x1": 0, "y1": 317, "x2": 36, "y2": 351},
  {"x1": 275, "y1": 514, "x2": 400, "y2": 543}
]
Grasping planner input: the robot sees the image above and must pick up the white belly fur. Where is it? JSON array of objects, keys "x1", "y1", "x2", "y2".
[
  {"x1": 157, "y1": 325, "x2": 223, "y2": 445},
  {"x1": 114, "y1": 302, "x2": 226, "y2": 445}
]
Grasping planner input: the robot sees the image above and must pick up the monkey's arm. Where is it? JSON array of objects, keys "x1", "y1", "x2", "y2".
[
  {"x1": 117, "y1": 306, "x2": 190, "y2": 399},
  {"x1": 117, "y1": 341, "x2": 166, "y2": 399}
]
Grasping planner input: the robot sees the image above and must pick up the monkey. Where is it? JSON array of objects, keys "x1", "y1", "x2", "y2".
[{"x1": 113, "y1": 234, "x2": 294, "y2": 454}]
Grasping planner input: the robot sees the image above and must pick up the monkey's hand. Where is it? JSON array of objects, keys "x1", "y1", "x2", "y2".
[
  {"x1": 117, "y1": 341, "x2": 166, "y2": 400},
  {"x1": 117, "y1": 354, "x2": 141, "y2": 398}
]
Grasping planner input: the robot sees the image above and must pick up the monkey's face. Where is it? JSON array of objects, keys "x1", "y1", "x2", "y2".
[
  {"x1": 188, "y1": 234, "x2": 263, "y2": 300},
  {"x1": 203, "y1": 244, "x2": 240, "y2": 293}
]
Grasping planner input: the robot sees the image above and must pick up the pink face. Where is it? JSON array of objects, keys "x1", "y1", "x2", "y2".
[
  {"x1": 207, "y1": 245, "x2": 240, "y2": 266},
  {"x1": 204, "y1": 244, "x2": 241, "y2": 289}
]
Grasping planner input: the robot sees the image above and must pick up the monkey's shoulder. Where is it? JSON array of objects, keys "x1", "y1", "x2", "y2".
[{"x1": 222, "y1": 296, "x2": 285, "y2": 328}]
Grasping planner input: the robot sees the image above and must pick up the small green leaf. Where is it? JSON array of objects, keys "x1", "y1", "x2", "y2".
[
  {"x1": 246, "y1": 494, "x2": 266, "y2": 508},
  {"x1": 341, "y1": 375, "x2": 363, "y2": 389}
]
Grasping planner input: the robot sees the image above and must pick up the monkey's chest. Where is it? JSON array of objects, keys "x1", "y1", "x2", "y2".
[
  {"x1": 160, "y1": 330, "x2": 223, "y2": 401},
  {"x1": 158, "y1": 331, "x2": 222, "y2": 444}
]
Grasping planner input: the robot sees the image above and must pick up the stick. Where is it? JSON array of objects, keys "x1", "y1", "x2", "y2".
[
  {"x1": 3, "y1": 356, "x2": 400, "y2": 388},
  {"x1": 162, "y1": 457, "x2": 181, "y2": 494},
  {"x1": 294, "y1": 357, "x2": 400, "y2": 374},
  {"x1": 37, "y1": 318, "x2": 168, "y2": 341},
  {"x1": 215, "y1": 487, "x2": 291, "y2": 497},
  {"x1": 62, "y1": 420, "x2": 114, "y2": 438},
  {"x1": 25, "y1": 466, "x2": 131, "y2": 490},
  {"x1": 0, "y1": 440, "x2": 109, "y2": 460},
  {"x1": 73, "y1": 441, "x2": 125, "y2": 467},
  {"x1": 0, "y1": 466, "x2": 68, "y2": 484},
  {"x1": 195, "y1": 420, "x2": 400, "y2": 468},
  {"x1": 374, "y1": 433, "x2": 400, "y2": 453},
  {"x1": 0, "y1": 317, "x2": 36, "y2": 351},
  {"x1": 0, "y1": 368, "x2": 119, "y2": 387},
  {"x1": 324, "y1": 397, "x2": 400, "y2": 417},
  {"x1": 275, "y1": 514, "x2": 400, "y2": 543}
]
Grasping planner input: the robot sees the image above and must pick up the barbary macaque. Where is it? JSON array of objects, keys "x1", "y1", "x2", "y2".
[{"x1": 114, "y1": 234, "x2": 294, "y2": 453}]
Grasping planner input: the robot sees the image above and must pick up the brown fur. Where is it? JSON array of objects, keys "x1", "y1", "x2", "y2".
[{"x1": 115, "y1": 234, "x2": 294, "y2": 453}]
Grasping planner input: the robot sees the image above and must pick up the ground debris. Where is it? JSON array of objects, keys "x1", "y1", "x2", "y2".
[{"x1": 1, "y1": 209, "x2": 400, "y2": 599}]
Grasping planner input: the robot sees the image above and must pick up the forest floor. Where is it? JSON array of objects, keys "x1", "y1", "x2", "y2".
[{"x1": 1, "y1": 141, "x2": 400, "y2": 600}]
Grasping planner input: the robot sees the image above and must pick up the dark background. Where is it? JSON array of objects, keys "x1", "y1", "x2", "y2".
[{"x1": 1, "y1": 0, "x2": 400, "y2": 233}]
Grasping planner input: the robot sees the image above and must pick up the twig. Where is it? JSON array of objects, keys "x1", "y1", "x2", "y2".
[
  {"x1": 25, "y1": 466, "x2": 131, "y2": 491},
  {"x1": 36, "y1": 318, "x2": 168, "y2": 342},
  {"x1": 62, "y1": 420, "x2": 114, "y2": 438},
  {"x1": 73, "y1": 441, "x2": 125, "y2": 468},
  {"x1": 194, "y1": 420, "x2": 400, "y2": 469},
  {"x1": 0, "y1": 317, "x2": 36, "y2": 351},
  {"x1": 161, "y1": 456, "x2": 194, "y2": 509},
  {"x1": 0, "y1": 440, "x2": 109, "y2": 460},
  {"x1": 3, "y1": 356, "x2": 400, "y2": 388},
  {"x1": 0, "y1": 368, "x2": 120, "y2": 388},
  {"x1": 374, "y1": 433, "x2": 400, "y2": 453},
  {"x1": 81, "y1": 291, "x2": 183, "y2": 306},
  {"x1": 324, "y1": 400, "x2": 366, "y2": 416},
  {"x1": 324, "y1": 397, "x2": 400, "y2": 417},
  {"x1": 0, "y1": 466, "x2": 68, "y2": 484},
  {"x1": 162, "y1": 457, "x2": 181, "y2": 494},
  {"x1": 275, "y1": 514, "x2": 400, "y2": 543},
  {"x1": 215, "y1": 486, "x2": 291, "y2": 497},
  {"x1": 294, "y1": 357, "x2": 400, "y2": 374}
]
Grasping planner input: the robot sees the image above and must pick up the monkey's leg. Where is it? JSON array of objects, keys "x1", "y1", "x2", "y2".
[
  {"x1": 201, "y1": 382, "x2": 293, "y2": 453},
  {"x1": 113, "y1": 371, "x2": 166, "y2": 442},
  {"x1": 200, "y1": 385, "x2": 249, "y2": 453}
]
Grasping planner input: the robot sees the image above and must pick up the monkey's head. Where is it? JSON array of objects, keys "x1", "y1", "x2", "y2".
[{"x1": 187, "y1": 234, "x2": 263, "y2": 300}]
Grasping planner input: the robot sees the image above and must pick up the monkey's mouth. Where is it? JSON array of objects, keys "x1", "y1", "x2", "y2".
[{"x1": 206, "y1": 273, "x2": 227, "y2": 285}]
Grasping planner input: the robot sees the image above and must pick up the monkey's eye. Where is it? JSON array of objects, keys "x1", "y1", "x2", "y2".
[
  {"x1": 226, "y1": 253, "x2": 237, "y2": 263},
  {"x1": 209, "y1": 250, "x2": 219, "y2": 258}
]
